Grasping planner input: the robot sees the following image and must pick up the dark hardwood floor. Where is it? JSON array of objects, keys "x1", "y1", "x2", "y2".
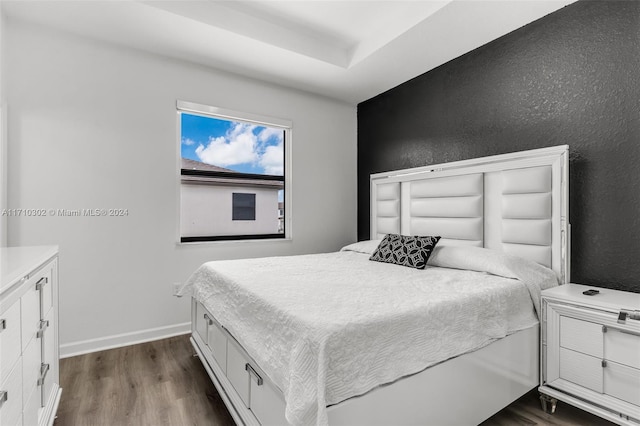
[
  {"x1": 54, "y1": 335, "x2": 234, "y2": 426},
  {"x1": 54, "y1": 334, "x2": 615, "y2": 426}
]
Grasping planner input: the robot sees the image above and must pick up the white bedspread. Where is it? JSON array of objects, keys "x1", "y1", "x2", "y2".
[{"x1": 180, "y1": 245, "x2": 558, "y2": 426}]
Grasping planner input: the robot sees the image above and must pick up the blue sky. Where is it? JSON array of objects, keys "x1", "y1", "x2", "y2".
[{"x1": 181, "y1": 113, "x2": 284, "y2": 176}]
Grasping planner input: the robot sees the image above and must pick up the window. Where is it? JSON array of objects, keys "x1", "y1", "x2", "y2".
[
  {"x1": 177, "y1": 101, "x2": 291, "y2": 242},
  {"x1": 232, "y1": 193, "x2": 256, "y2": 221}
]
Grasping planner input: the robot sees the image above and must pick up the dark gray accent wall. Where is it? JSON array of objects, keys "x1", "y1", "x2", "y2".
[{"x1": 357, "y1": 1, "x2": 640, "y2": 293}]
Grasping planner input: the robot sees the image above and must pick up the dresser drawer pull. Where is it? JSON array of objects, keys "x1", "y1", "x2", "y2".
[
  {"x1": 35, "y1": 277, "x2": 48, "y2": 291},
  {"x1": 0, "y1": 390, "x2": 7, "y2": 408},
  {"x1": 245, "y1": 363, "x2": 263, "y2": 386},
  {"x1": 37, "y1": 320, "x2": 50, "y2": 338},
  {"x1": 602, "y1": 360, "x2": 607, "y2": 368},
  {"x1": 203, "y1": 313, "x2": 214, "y2": 326},
  {"x1": 0, "y1": 318, "x2": 5, "y2": 332},
  {"x1": 38, "y1": 363, "x2": 50, "y2": 386}
]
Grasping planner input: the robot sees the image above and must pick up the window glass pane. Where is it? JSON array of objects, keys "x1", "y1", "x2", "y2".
[
  {"x1": 179, "y1": 110, "x2": 287, "y2": 242},
  {"x1": 232, "y1": 193, "x2": 256, "y2": 221},
  {"x1": 181, "y1": 113, "x2": 284, "y2": 176}
]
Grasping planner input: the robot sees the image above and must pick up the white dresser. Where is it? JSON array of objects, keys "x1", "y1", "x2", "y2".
[
  {"x1": 540, "y1": 283, "x2": 640, "y2": 426},
  {"x1": 0, "y1": 246, "x2": 61, "y2": 426}
]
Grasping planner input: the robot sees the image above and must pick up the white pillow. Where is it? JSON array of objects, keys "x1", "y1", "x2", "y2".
[{"x1": 340, "y1": 239, "x2": 383, "y2": 255}]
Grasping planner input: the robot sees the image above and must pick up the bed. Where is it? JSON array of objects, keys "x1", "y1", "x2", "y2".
[{"x1": 181, "y1": 145, "x2": 570, "y2": 426}]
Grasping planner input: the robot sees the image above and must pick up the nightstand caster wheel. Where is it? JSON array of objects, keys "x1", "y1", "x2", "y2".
[{"x1": 539, "y1": 394, "x2": 557, "y2": 414}]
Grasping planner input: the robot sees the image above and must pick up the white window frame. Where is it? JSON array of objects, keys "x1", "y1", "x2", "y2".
[{"x1": 176, "y1": 100, "x2": 292, "y2": 243}]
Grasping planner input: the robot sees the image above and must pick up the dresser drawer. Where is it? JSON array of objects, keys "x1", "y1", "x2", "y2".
[
  {"x1": 20, "y1": 285, "x2": 40, "y2": 352},
  {"x1": 604, "y1": 360, "x2": 640, "y2": 406},
  {"x1": 560, "y1": 316, "x2": 603, "y2": 358},
  {"x1": 0, "y1": 358, "x2": 23, "y2": 426},
  {"x1": 559, "y1": 347, "x2": 603, "y2": 393},
  {"x1": 41, "y1": 308, "x2": 57, "y2": 408},
  {"x1": 32, "y1": 260, "x2": 55, "y2": 318},
  {"x1": 22, "y1": 337, "x2": 40, "y2": 405},
  {"x1": 0, "y1": 301, "x2": 21, "y2": 382},
  {"x1": 0, "y1": 248, "x2": 59, "y2": 426},
  {"x1": 605, "y1": 327, "x2": 640, "y2": 370},
  {"x1": 23, "y1": 383, "x2": 39, "y2": 426}
]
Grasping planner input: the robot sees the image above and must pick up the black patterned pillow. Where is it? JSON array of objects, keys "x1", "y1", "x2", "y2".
[{"x1": 369, "y1": 234, "x2": 441, "y2": 269}]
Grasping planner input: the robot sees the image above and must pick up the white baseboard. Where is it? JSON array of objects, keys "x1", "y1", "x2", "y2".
[{"x1": 60, "y1": 322, "x2": 191, "y2": 358}]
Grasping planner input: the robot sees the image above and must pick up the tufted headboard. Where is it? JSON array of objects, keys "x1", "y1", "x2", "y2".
[{"x1": 370, "y1": 146, "x2": 570, "y2": 283}]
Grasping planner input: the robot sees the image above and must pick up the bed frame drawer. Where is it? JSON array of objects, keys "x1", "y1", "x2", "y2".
[
  {"x1": 226, "y1": 335, "x2": 287, "y2": 425},
  {"x1": 208, "y1": 321, "x2": 227, "y2": 375},
  {"x1": 194, "y1": 301, "x2": 228, "y2": 374},
  {"x1": 227, "y1": 339, "x2": 250, "y2": 407},
  {"x1": 194, "y1": 302, "x2": 208, "y2": 345},
  {"x1": 192, "y1": 299, "x2": 287, "y2": 425},
  {"x1": 250, "y1": 374, "x2": 287, "y2": 426}
]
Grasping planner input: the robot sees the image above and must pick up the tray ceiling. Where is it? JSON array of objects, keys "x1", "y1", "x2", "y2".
[{"x1": 2, "y1": 0, "x2": 576, "y2": 104}]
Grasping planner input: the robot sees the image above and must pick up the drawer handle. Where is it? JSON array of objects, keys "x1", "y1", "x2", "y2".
[
  {"x1": 37, "y1": 320, "x2": 50, "y2": 338},
  {"x1": 0, "y1": 390, "x2": 7, "y2": 408},
  {"x1": 38, "y1": 363, "x2": 50, "y2": 386},
  {"x1": 203, "y1": 313, "x2": 214, "y2": 326},
  {"x1": 618, "y1": 309, "x2": 640, "y2": 324},
  {"x1": 35, "y1": 277, "x2": 48, "y2": 291},
  {"x1": 602, "y1": 360, "x2": 607, "y2": 368},
  {"x1": 245, "y1": 363, "x2": 263, "y2": 386},
  {"x1": 0, "y1": 318, "x2": 5, "y2": 332}
]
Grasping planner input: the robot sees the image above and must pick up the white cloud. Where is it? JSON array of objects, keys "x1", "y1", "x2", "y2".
[
  {"x1": 194, "y1": 122, "x2": 284, "y2": 175},
  {"x1": 257, "y1": 127, "x2": 283, "y2": 144},
  {"x1": 260, "y1": 141, "x2": 284, "y2": 175},
  {"x1": 195, "y1": 123, "x2": 257, "y2": 167},
  {"x1": 181, "y1": 137, "x2": 196, "y2": 146}
]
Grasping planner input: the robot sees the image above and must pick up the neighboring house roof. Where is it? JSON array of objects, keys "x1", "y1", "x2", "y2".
[
  {"x1": 181, "y1": 157, "x2": 236, "y2": 173},
  {"x1": 181, "y1": 158, "x2": 284, "y2": 190}
]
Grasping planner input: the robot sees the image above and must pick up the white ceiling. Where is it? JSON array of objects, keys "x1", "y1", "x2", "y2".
[{"x1": 2, "y1": 0, "x2": 576, "y2": 104}]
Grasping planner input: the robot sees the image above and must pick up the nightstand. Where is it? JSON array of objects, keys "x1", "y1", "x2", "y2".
[{"x1": 539, "y1": 283, "x2": 640, "y2": 425}]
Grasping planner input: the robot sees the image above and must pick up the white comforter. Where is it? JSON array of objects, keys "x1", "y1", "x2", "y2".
[{"x1": 180, "y1": 244, "x2": 558, "y2": 426}]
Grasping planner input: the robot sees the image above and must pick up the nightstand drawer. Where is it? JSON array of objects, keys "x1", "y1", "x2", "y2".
[
  {"x1": 542, "y1": 284, "x2": 640, "y2": 425},
  {"x1": 604, "y1": 360, "x2": 640, "y2": 406},
  {"x1": 560, "y1": 316, "x2": 603, "y2": 358},
  {"x1": 559, "y1": 347, "x2": 603, "y2": 393},
  {"x1": 605, "y1": 327, "x2": 640, "y2": 370}
]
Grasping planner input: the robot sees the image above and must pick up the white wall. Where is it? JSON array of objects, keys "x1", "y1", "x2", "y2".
[
  {"x1": 0, "y1": 8, "x2": 7, "y2": 246},
  {"x1": 5, "y1": 18, "x2": 357, "y2": 356},
  {"x1": 181, "y1": 183, "x2": 280, "y2": 237}
]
